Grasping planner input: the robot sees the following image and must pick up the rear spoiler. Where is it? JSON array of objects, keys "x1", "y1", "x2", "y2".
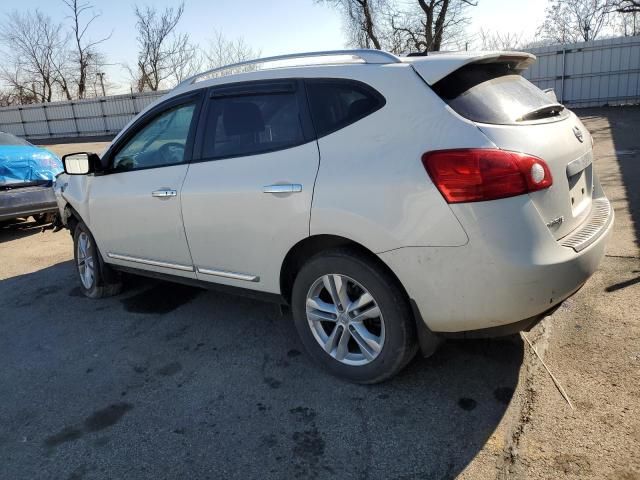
[{"x1": 405, "y1": 51, "x2": 536, "y2": 85}]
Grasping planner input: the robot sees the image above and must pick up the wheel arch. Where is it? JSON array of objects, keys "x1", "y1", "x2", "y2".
[
  {"x1": 281, "y1": 234, "x2": 441, "y2": 358},
  {"x1": 61, "y1": 202, "x2": 83, "y2": 234},
  {"x1": 279, "y1": 234, "x2": 408, "y2": 305}
]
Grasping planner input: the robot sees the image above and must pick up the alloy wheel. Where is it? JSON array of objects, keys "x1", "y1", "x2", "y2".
[
  {"x1": 305, "y1": 274, "x2": 385, "y2": 366},
  {"x1": 77, "y1": 231, "x2": 95, "y2": 289}
]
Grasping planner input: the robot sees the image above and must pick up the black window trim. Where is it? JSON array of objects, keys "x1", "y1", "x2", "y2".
[
  {"x1": 210, "y1": 80, "x2": 297, "y2": 98},
  {"x1": 100, "y1": 89, "x2": 205, "y2": 174},
  {"x1": 192, "y1": 78, "x2": 316, "y2": 164},
  {"x1": 303, "y1": 78, "x2": 386, "y2": 139}
]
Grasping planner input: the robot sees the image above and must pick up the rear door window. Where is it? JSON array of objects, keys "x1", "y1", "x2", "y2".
[
  {"x1": 305, "y1": 79, "x2": 385, "y2": 137},
  {"x1": 201, "y1": 87, "x2": 306, "y2": 159},
  {"x1": 432, "y1": 63, "x2": 568, "y2": 125}
]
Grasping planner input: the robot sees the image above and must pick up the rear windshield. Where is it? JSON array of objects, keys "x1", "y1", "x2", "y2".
[
  {"x1": 0, "y1": 132, "x2": 30, "y2": 146},
  {"x1": 432, "y1": 63, "x2": 567, "y2": 125}
]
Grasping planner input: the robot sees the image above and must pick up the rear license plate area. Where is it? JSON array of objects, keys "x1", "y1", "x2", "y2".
[{"x1": 568, "y1": 164, "x2": 593, "y2": 216}]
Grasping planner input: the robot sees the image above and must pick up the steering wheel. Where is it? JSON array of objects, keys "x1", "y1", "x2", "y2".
[{"x1": 158, "y1": 142, "x2": 185, "y2": 164}]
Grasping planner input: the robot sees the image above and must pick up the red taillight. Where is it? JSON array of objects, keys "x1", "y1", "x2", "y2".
[{"x1": 422, "y1": 149, "x2": 553, "y2": 203}]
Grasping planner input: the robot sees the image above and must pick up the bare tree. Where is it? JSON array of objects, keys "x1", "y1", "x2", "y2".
[
  {"x1": 537, "y1": 0, "x2": 615, "y2": 44},
  {"x1": 477, "y1": 28, "x2": 526, "y2": 50},
  {"x1": 389, "y1": 0, "x2": 477, "y2": 53},
  {"x1": 204, "y1": 32, "x2": 259, "y2": 68},
  {"x1": 611, "y1": 0, "x2": 639, "y2": 34},
  {"x1": 317, "y1": 0, "x2": 385, "y2": 49},
  {"x1": 0, "y1": 89, "x2": 22, "y2": 107},
  {"x1": 62, "y1": 0, "x2": 111, "y2": 99},
  {"x1": 0, "y1": 10, "x2": 69, "y2": 103},
  {"x1": 131, "y1": 2, "x2": 197, "y2": 91},
  {"x1": 166, "y1": 41, "x2": 202, "y2": 85},
  {"x1": 616, "y1": 0, "x2": 640, "y2": 12},
  {"x1": 610, "y1": 8, "x2": 639, "y2": 34},
  {"x1": 319, "y1": 0, "x2": 477, "y2": 53}
]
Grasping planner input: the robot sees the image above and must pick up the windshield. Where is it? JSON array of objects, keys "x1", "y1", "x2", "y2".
[{"x1": 432, "y1": 63, "x2": 568, "y2": 125}]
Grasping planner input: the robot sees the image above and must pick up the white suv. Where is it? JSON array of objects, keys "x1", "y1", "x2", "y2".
[{"x1": 56, "y1": 49, "x2": 613, "y2": 383}]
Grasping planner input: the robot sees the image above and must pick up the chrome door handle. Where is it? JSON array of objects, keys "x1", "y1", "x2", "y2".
[
  {"x1": 263, "y1": 184, "x2": 302, "y2": 194},
  {"x1": 152, "y1": 189, "x2": 177, "y2": 198}
]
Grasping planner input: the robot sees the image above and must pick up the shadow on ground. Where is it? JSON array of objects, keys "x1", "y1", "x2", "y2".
[
  {"x1": 0, "y1": 262, "x2": 523, "y2": 480},
  {"x1": 578, "y1": 106, "x2": 640, "y2": 252},
  {"x1": 0, "y1": 218, "x2": 48, "y2": 244}
]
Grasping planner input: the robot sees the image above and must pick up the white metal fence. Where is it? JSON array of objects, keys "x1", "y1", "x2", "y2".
[
  {"x1": 523, "y1": 35, "x2": 640, "y2": 108},
  {"x1": 0, "y1": 90, "x2": 165, "y2": 140},
  {"x1": 1, "y1": 35, "x2": 639, "y2": 140}
]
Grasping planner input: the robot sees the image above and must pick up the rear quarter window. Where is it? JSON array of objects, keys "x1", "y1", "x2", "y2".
[{"x1": 305, "y1": 80, "x2": 385, "y2": 137}]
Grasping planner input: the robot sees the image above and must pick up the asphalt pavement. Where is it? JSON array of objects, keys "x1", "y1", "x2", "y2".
[{"x1": 0, "y1": 108, "x2": 638, "y2": 479}]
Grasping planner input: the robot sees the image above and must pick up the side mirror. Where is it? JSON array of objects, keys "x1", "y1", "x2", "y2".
[
  {"x1": 543, "y1": 88, "x2": 558, "y2": 103},
  {"x1": 62, "y1": 152, "x2": 101, "y2": 175}
]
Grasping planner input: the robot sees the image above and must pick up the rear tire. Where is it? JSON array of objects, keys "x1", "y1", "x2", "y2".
[
  {"x1": 73, "y1": 221, "x2": 122, "y2": 298},
  {"x1": 291, "y1": 248, "x2": 418, "y2": 383}
]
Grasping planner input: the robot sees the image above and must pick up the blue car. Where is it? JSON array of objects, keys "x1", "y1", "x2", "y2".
[{"x1": 0, "y1": 132, "x2": 63, "y2": 224}]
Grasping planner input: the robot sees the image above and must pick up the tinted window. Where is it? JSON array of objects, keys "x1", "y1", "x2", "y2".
[
  {"x1": 0, "y1": 132, "x2": 30, "y2": 146},
  {"x1": 113, "y1": 103, "x2": 196, "y2": 171},
  {"x1": 202, "y1": 93, "x2": 304, "y2": 159},
  {"x1": 306, "y1": 80, "x2": 385, "y2": 137},
  {"x1": 432, "y1": 63, "x2": 567, "y2": 124}
]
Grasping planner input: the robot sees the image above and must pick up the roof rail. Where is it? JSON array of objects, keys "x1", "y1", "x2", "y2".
[{"x1": 175, "y1": 49, "x2": 401, "y2": 89}]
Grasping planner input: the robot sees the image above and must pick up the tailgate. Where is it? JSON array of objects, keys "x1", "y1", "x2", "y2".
[
  {"x1": 478, "y1": 114, "x2": 594, "y2": 239},
  {"x1": 423, "y1": 53, "x2": 595, "y2": 240}
]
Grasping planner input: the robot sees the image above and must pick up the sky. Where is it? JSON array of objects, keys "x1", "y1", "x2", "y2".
[{"x1": 0, "y1": 0, "x2": 549, "y2": 94}]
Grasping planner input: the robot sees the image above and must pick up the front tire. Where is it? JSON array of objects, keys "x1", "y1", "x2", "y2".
[
  {"x1": 291, "y1": 249, "x2": 418, "y2": 383},
  {"x1": 73, "y1": 222, "x2": 122, "y2": 298}
]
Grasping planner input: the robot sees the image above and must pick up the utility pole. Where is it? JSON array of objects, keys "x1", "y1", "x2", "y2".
[{"x1": 96, "y1": 72, "x2": 106, "y2": 97}]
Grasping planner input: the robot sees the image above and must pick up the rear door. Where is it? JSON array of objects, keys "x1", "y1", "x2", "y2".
[
  {"x1": 180, "y1": 79, "x2": 319, "y2": 293},
  {"x1": 430, "y1": 61, "x2": 593, "y2": 239}
]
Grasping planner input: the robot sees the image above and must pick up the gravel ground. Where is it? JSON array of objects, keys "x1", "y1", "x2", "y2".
[{"x1": 0, "y1": 108, "x2": 638, "y2": 480}]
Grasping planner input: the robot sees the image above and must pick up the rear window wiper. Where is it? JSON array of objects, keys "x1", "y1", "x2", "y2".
[{"x1": 516, "y1": 103, "x2": 565, "y2": 122}]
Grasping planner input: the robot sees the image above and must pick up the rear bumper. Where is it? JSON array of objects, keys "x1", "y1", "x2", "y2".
[
  {"x1": 379, "y1": 194, "x2": 613, "y2": 333},
  {"x1": 0, "y1": 185, "x2": 57, "y2": 221}
]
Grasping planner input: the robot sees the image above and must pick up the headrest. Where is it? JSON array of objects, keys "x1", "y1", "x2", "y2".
[
  {"x1": 348, "y1": 98, "x2": 372, "y2": 119},
  {"x1": 223, "y1": 101, "x2": 265, "y2": 136}
]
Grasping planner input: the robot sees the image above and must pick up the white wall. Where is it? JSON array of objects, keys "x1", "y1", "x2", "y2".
[
  {"x1": 523, "y1": 35, "x2": 640, "y2": 108},
  {"x1": 0, "y1": 91, "x2": 165, "y2": 140}
]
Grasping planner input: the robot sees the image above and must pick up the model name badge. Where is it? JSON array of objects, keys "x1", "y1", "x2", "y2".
[{"x1": 546, "y1": 216, "x2": 564, "y2": 229}]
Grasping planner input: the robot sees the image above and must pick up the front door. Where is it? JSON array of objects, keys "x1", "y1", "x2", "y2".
[
  {"x1": 181, "y1": 80, "x2": 319, "y2": 292},
  {"x1": 88, "y1": 94, "x2": 202, "y2": 278}
]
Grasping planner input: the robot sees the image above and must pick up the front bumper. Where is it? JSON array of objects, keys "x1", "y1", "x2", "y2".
[
  {"x1": 379, "y1": 194, "x2": 613, "y2": 333},
  {"x1": 0, "y1": 184, "x2": 58, "y2": 221}
]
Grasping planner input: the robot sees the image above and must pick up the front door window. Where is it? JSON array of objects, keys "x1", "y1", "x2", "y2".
[{"x1": 113, "y1": 103, "x2": 196, "y2": 171}]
